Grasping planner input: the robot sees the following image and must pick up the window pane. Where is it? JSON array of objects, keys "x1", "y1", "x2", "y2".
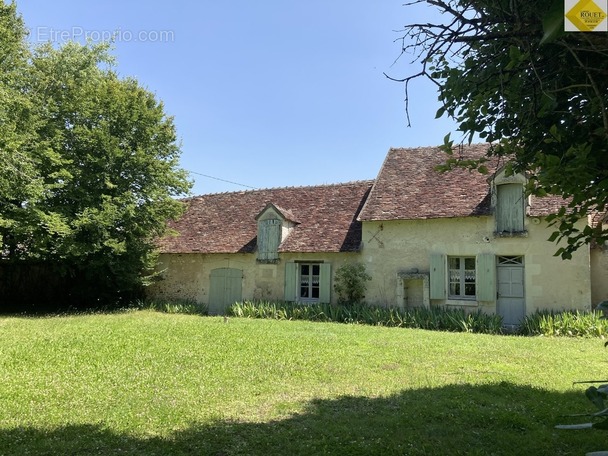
[
  {"x1": 449, "y1": 257, "x2": 460, "y2": 269},
  {"x1": 464, "y1": 258, "x2": 475, "y2": 269},
  {"x1": 464, "y1": 270, "x2": 475, "y2": 282},
  {"x1": 312, "y1": 264, "x2": 320, "y2": 275},
  {"x1": 301, "y1": 264, "x2": 309, "y2": 275},
  {"x1": 449, "y1": 269, "x2": 460, "y2": 281},
  {"x1": 464, "y1": 283, "x2": 476, "y2": 296},
  {"x1": 450, "y1": 283, "x2": 460, "y2": 295}
]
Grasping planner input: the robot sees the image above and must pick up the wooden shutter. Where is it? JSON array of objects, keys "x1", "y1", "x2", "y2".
[
  {"x1": 497, "y1": 184, "x2": 524, "y2": 233},
  {"x1": 319, "y1": 263, "x2": 331, "y2": 303},
  {"x1": 429, "y1": 253, "x2": 447, "y2": 300},
  {"x1": 258, "y1": 219, "x2": 281, "y2": 261},
  {"x1": 284, "y1": 262, "x2": 298, "y2": 302},
  {"x1": 476, "y1": 253, "x2": 496, "y2": 302}
]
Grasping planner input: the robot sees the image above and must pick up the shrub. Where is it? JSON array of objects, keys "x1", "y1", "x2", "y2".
[
  {"x1": 227, "y1": 300, "x2": 503, "y2": 334},
  {"x1": 519, "y1": 310, "x2": 608, "y2": 337},
  {"x1": 333, "y1": 262, "x2": 372, "y2": 306}
]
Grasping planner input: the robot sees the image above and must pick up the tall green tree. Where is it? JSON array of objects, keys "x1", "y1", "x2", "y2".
[
  {"x1": 0, "y1": 2, "x2": 43, "y2": 260},
  {"x1": 394, "y1": 0, "x2": 608, "y2": 258},
  {"x1": 0, "y1": 4, "x2": 191, "y2": 305}
]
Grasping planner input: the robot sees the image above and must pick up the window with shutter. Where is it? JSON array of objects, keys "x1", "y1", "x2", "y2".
[
  {"x1": 285, "y1": 262, "x2": 331, "y2": 303},
  {"x1": 496, "y1": 183, "x2": 525, "y2": 234},
  {"x1": 257, "y1": 219, "x2": 281, "y2": 262}
]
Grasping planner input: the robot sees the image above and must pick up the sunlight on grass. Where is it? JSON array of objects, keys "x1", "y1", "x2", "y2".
[{"x1": 0, "y1": 311, "x2": 606, "y2": 455}]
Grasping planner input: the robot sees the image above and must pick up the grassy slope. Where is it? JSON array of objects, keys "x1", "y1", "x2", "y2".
[{"x1": 0, "y1": 311, "x2": 607, "y2": 455}]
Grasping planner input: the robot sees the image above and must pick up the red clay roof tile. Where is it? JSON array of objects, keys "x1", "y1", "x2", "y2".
[
  {"x1": 159, "y1": 181, "x2": 373, "y2": 254},
  {"x1": 358, "y1": 145, "x2": 569, "y2": 221}
]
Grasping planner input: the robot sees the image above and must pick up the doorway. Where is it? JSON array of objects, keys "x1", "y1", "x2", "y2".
[
  {"x1": 496, "y1": 256, "x2": 525, "y2": 326},
  {"x1": 208, "y1": 268, "x2": 243, "y2": 315}
]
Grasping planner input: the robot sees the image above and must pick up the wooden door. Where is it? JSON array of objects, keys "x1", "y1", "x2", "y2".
[
  {"x1": 496, "y1": 256, "x2": 525, "y2": 326},
  {"x1": 209, "y1": 268, "x2": 243, "y2": 315}
]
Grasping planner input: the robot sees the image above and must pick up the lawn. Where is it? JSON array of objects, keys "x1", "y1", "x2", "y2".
[{"x1": 1, "y1": 311, "x2": 607, "y2": 455}]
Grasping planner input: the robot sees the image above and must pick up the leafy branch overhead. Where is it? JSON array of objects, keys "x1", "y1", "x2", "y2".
[{"x1": 392, "y1": 0, "x2": 608, "y2": 257}]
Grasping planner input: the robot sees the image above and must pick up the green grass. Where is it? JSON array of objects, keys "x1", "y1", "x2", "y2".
[{"x1": 1, "y1": 311, "x2": 607, "y2": 455}]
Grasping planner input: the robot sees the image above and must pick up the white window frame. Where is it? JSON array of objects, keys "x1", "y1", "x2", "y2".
[
  {"x1": 448, "y1": 256, "x2": 476, "y2": 300},
  {"x1": 298, "y1": 263, "x2": 321, "y2": 302},
  {"x1": 284, "y1": 262, "x2": 331, "y2": 303}
]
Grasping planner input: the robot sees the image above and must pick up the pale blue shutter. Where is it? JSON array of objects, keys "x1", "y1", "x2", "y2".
[
  {"x1": 476, "y1": 253, "x2": 496, "y2": 302},
  {"x1": 284, "y1": 262, "x2": 298, "y2": 301},
  {"x1": 319, "y1": 263, "x2": 331, "y2": 303},
  {"x1": 430, "y1": 253, "x2": 447, "y2": 300},
  {"x1": 497, "y1": 184, "x2": 524, "y2": 233},
  {"x1": 258, "y1": 219, "x2": 281, "y2": 261}
]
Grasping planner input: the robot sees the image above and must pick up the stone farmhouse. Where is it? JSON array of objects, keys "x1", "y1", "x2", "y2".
[{"x1": 148, "y1": 145, "x2": 608, "y2": 324}]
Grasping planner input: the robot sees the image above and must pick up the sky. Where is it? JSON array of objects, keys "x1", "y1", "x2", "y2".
[{"x1": 16, "y1": 1, "x2": 459, "y2": 196}]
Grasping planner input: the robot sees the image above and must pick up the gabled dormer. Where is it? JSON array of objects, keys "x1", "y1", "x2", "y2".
[
  {"x1": 254, "y1": 203, "x2": 298, "y2": 263},
  {"x1": 491, "y1": 166, "x2": 527, "y2": 236}
]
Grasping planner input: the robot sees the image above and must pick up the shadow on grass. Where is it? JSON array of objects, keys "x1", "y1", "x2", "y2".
[{"x1": 1, "y1": 382, "x2": 602, "y2": 456}]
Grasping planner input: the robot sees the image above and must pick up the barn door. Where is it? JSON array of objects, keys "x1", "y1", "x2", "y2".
[
  {"x1": 496, "y1": 256, "x2": 525, "y2": 326},
  {"x1": 209, "y1": 268, "x2": 243, "y2": 315}
]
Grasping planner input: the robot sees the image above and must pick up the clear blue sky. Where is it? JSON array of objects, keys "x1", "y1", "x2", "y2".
[{"x1": 17, "y1": 1, "x2": 458, "y2": 195}]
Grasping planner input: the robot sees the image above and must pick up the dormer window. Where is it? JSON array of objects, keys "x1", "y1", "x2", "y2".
[
  {"x1": 496, "y1": 183, "x2": 525, "y2": 234},
  {"x1": 255, "y1": 202, "x2": 299, "y2": 263},
  {"x1": 492, "y1": 165, "x2": 527, "y2": 236},
  {"x1": 257, "y1": 219, "x2": 281, "y2": 262}
]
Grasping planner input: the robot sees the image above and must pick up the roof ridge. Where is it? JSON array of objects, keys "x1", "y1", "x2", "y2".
[{"x1": 187, "y1": 179, "x2": 375, "y2": 199}]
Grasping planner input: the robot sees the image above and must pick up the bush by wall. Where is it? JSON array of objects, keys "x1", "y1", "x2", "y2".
[{"x1": 333, "y1": 262, "x2": 372, "y2": 306}]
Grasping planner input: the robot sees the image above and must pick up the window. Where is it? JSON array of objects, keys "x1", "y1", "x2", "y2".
[
  {"x1": 299, "y1": 263, "x2": 320, "y2": 301},
  {"x1": 496, "y1": 183, "x2": 525, "y2": 234},
  {"x1": 498, "y1": 255, "x2": 524, "y2": 265},
  {"x1": 448, "y1": 256, "x2": 476, "y2": 299},
  {"x1": 284, "y1": 262, "x2": 331, "y2": 303},
  {"x1": 257, "y1": 219, "x2": 281, "y2": 262},
  {"x1": 430, "y1": 253, "x2": 496, "y2": 302}
]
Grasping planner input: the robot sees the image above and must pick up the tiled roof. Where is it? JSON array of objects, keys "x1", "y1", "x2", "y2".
[
  {"x1": 160, "y1": 146, "x2": 573, "y2": 254},
  {"x1": 358, "y1": 145, "x2": 569, "y2": 221},
  {"x1": 159, "y1": 181, "x2": 373, "y2": 254}
]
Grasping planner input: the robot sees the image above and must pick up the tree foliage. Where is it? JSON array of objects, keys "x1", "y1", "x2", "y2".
[
  {"x1": 0, "y1": 4, "x2": 191, "y2": 306},
  {"x1": 394, "y1": 0, "x2": 608, "y2": 257}
]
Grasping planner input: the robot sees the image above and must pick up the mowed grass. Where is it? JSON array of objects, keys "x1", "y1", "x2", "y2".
[{"x1": 1, "y1": 311, "x2": 608, "y2": 455}]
